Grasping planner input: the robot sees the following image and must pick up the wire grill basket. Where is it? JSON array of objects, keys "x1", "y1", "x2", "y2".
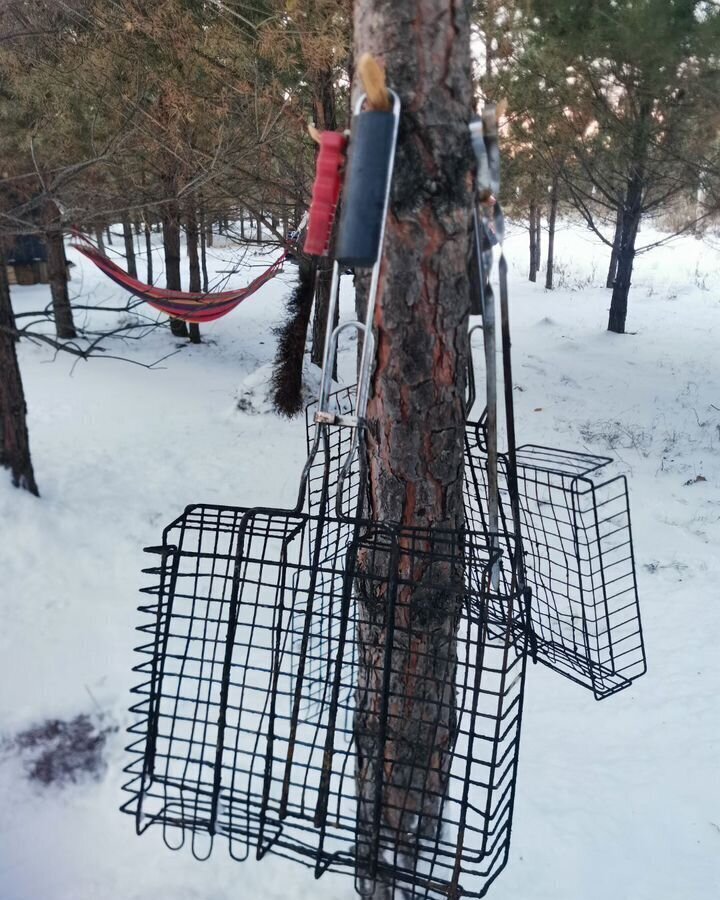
[
  {"x1": 465, "y1": 419, "x2": 646, "y2": 699},
  {"x1": 122, "y1": 500, "x2": 527, "y2": 899},
  {"x1": 305, "y1": 390, "x2": 645, "y2": 701}
]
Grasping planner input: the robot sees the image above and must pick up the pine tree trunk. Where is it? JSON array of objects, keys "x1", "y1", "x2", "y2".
[
  {"x1": 534, "y1": 207, "x2": 542, "y2": 271},
  {"x1": 608, "y1": 191, "x2": 641, "y2": 334},
  {"x1": 545, "y1": 175, "x2": 558, "y2": 290},
  {"x1": 352, "y1": 2, "x2": 473, "y2": 894},
  {"x1": 122, "y1": 215, "x2": 137, "y2": 279},
  {"x1": 240, "y1": 214, "x2": 245, "y2": 240},
  {"x1": 45, "y1": 223, "x2": 76, "y2": 339},
  {"x1": 256, "y1": 218, "x2": 262, "y2": 243},
  {"x1": 163, "y1": 200, "x2": 188, "y2": 338},
  {"x1": 144, "y1": 221, "x2": 153, "y2": 284},
  {"x1": 94, "y1": 226, "x2": 106, "y2": 257},
  {"x1": 199, "y1": 207, "x2": 210, "y2": 293},
  {"x1": 0, "y1": 244, "x2": 39, "y2": 496},
  {"x1": 106, "y1": 225, "x2": 113, "y2": 246},
  {"x1": 206, "y1": 217, "x2": 214, "y2": 247},
  {"x1": 186, "y1": 206, "x2": 202, "y2": 344},
  {"x1": 606, "y1": 203, "x2": 623, "y2": 288},
  {"x1": 528, "y1": 203, "x2": 538, "y2": 282},
  {"x1": 608, "y1": 107, "x2": 649, "y2": 334}
]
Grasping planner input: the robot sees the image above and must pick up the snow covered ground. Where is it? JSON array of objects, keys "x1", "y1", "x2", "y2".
[{"x1": 1, "y1": 222, "x2": 719, "y2": 900}]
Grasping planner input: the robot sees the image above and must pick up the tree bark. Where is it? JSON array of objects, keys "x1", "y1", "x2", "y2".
[
  {"x1": 0, "y1": 243, "x2": 39, "y2": 496},
  {"x1": 163, "y1": 199, "x2": 188, "y2": 338},
  {"x1": 545, "y1": 174, "x2": 559, "y2": 290},
  {"x1": 122, "y1": 215, "x2": 137, "y2": 279},
  {"x1": 94, "y1": 226, "x2": 106, "y2": 257},
  {"x1": 608, "y1": 184, "x2": 641, "y2": 334},
  {"x1": 199, "y1": 206, "x2": 210, "y2": 293},
  {"x1": 528, "y1": 202, "x2": 538, "y2": 282},
  {"x1": 105, "y1": 225, "x2": 113, "y2": 246},
  {"x1": 608, "y1": 105, "x2": 650, "y2": 334},
  {"x1": 352, "y1": 2, "x2": 473, "y2": 894},
  {"x1": 144, "y1": 220, "x2": 153, "y2": 284},
  {"x1": 534, "y1": 205, "x2": 542, "y2": 271},
  {"x1": 256, "y1": 217, "x2": 262, "y2": 243},
  {"x1": 606, "y1": 202, "x2": 623, "y2": 288},
  {"x1": 45, "y1": 217, "x2": 76, "y2": 339},
  {"x1": 186, "y1": 205, "x2": 202, "y2": 343},
  {"x1": 240, "y1": 213, "x2": 245, "y2": 240}
]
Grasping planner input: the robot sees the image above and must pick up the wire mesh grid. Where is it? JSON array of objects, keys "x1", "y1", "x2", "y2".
[
  {"x1": 122, "y1": 499, "x2": 527, "y2": 899},
  {"x1": 305, "y1": 388, "x2": 645, "y2": 700},
  {"x1": 465, "y1": 419, "x2": 646, "y2": 699}
]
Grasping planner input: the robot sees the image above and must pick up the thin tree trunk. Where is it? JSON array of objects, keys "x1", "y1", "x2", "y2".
[
  {"x1": 608, "y1": 184, "x2": 642, "y2": 334},
  {"x1": 144, "y1": 220, "x2": 153, "y2": 284},
  {"x1": 122, "y1": 215, "x2": 137, "y2": 279},
  {"x1": 606, "y1": 203, "x2": 623, "y2": 288},
  {"x1": 534, "y1": 207, "x2": 542, "y2": 270},
  {"x1": 94, "y1": 226, "x2": 106, "y2": 257},
  {"x1": 45, "y1": 220, "x2": 76, "y2": 339},
  {"x1": 105, "y1": 225, "x2": 113, "y2": 246},
  {"x1": 353, "y1": 3, "x2": 473, "y2": 894},
  {"x1": 256, "y1": 217, "x2": 262, "y2": 243},
  {"x1": 608, "y1": 107, "x2": 650, "y2": 334},
  {"x1": 0, "y1": 244, "x2": 39, "y2": 496},
  {"x1": 240, "y1": 214, "x2": 245, "y2": 240},
  {"x1": 545, "y1": 174, "x2": 559, "y2": 290},
  {"x1": 206, "y1": 217, "x2": 214, "y2": 247},
  {"x1": 528, "y1": 202, "x2": 538, "y2": 282},
  {"x1": 199, "y1": 207, "x2": 210, "y2": 293},
  {"x1": 186, "y1": 205, "x2": 202, "y2": 344},
  {"x1": 163, "y1": 199, "x2": 188, "y2": 338}
]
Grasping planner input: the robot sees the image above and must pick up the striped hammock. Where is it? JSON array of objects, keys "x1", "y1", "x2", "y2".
[{"x1": 72, "y1": 239, "x2": 285, "y2": 324}]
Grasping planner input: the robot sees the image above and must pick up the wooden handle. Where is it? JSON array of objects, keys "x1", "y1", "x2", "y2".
[{"x1": 357, "y1": 53, "x2": 391, "y2": 111}]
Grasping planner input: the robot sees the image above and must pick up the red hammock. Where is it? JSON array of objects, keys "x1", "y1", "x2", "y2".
[{"x1": 72, "y1": 240, "x2": 286, "y2": 324}]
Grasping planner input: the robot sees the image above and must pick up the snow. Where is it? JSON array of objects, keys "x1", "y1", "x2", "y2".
[{"x1": 1, "y1": 223, "x2": 719, "y2": 900}]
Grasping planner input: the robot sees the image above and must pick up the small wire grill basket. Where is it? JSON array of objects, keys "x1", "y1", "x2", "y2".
[
  {"x1": 122, "y1": 500, "x2": 527, "y2": 899},
  {"x1": 465, "y1": 419, "x2": 646, "y2": 699}
]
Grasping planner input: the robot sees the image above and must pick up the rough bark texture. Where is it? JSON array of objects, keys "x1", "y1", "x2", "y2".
[
  {"x1": 606, "y1": 203, "x2": 623, "y2": 288},
  {"x1": 186, "y1": 206, "x2": 202, "y2": 343},
  {"x1": 545, "y1": 174, "x2": 559, "y2": 290},
  {"x1": 0, "y1": 245, "x2": 39, "y2": 496},
  {"x1": 163, "y1": 199, "x2": 189, "y2": 338},
  {"x1": 45, "y1": 223, "x2": 76, "y2": 339},
  {"x1": 122, "y1": 215, "x2": 138, "y2": 279},
  {"x1": 353, "y1": 1, "x2": 473, "y2": 894}
]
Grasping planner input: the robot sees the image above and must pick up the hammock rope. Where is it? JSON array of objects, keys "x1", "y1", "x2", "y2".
[{"x1": 71, "y1": 235, "x2": 286, "y2": 324}]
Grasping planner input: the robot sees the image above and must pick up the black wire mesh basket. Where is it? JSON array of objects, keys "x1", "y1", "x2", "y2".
[
  {"x1": 306, "y1": 388, "x2": 646, "y2": 701},
  {"x1": 122, "y1": 493, "x2": 527, "y2": 899},
  {"x1": 465, "y1": 418, "x2": 646, "y2": 699}
]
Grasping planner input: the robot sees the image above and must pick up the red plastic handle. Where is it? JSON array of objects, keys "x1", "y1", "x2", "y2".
[{"x1": 304, "y1": 131, "x2": 348, "y2": 257}]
